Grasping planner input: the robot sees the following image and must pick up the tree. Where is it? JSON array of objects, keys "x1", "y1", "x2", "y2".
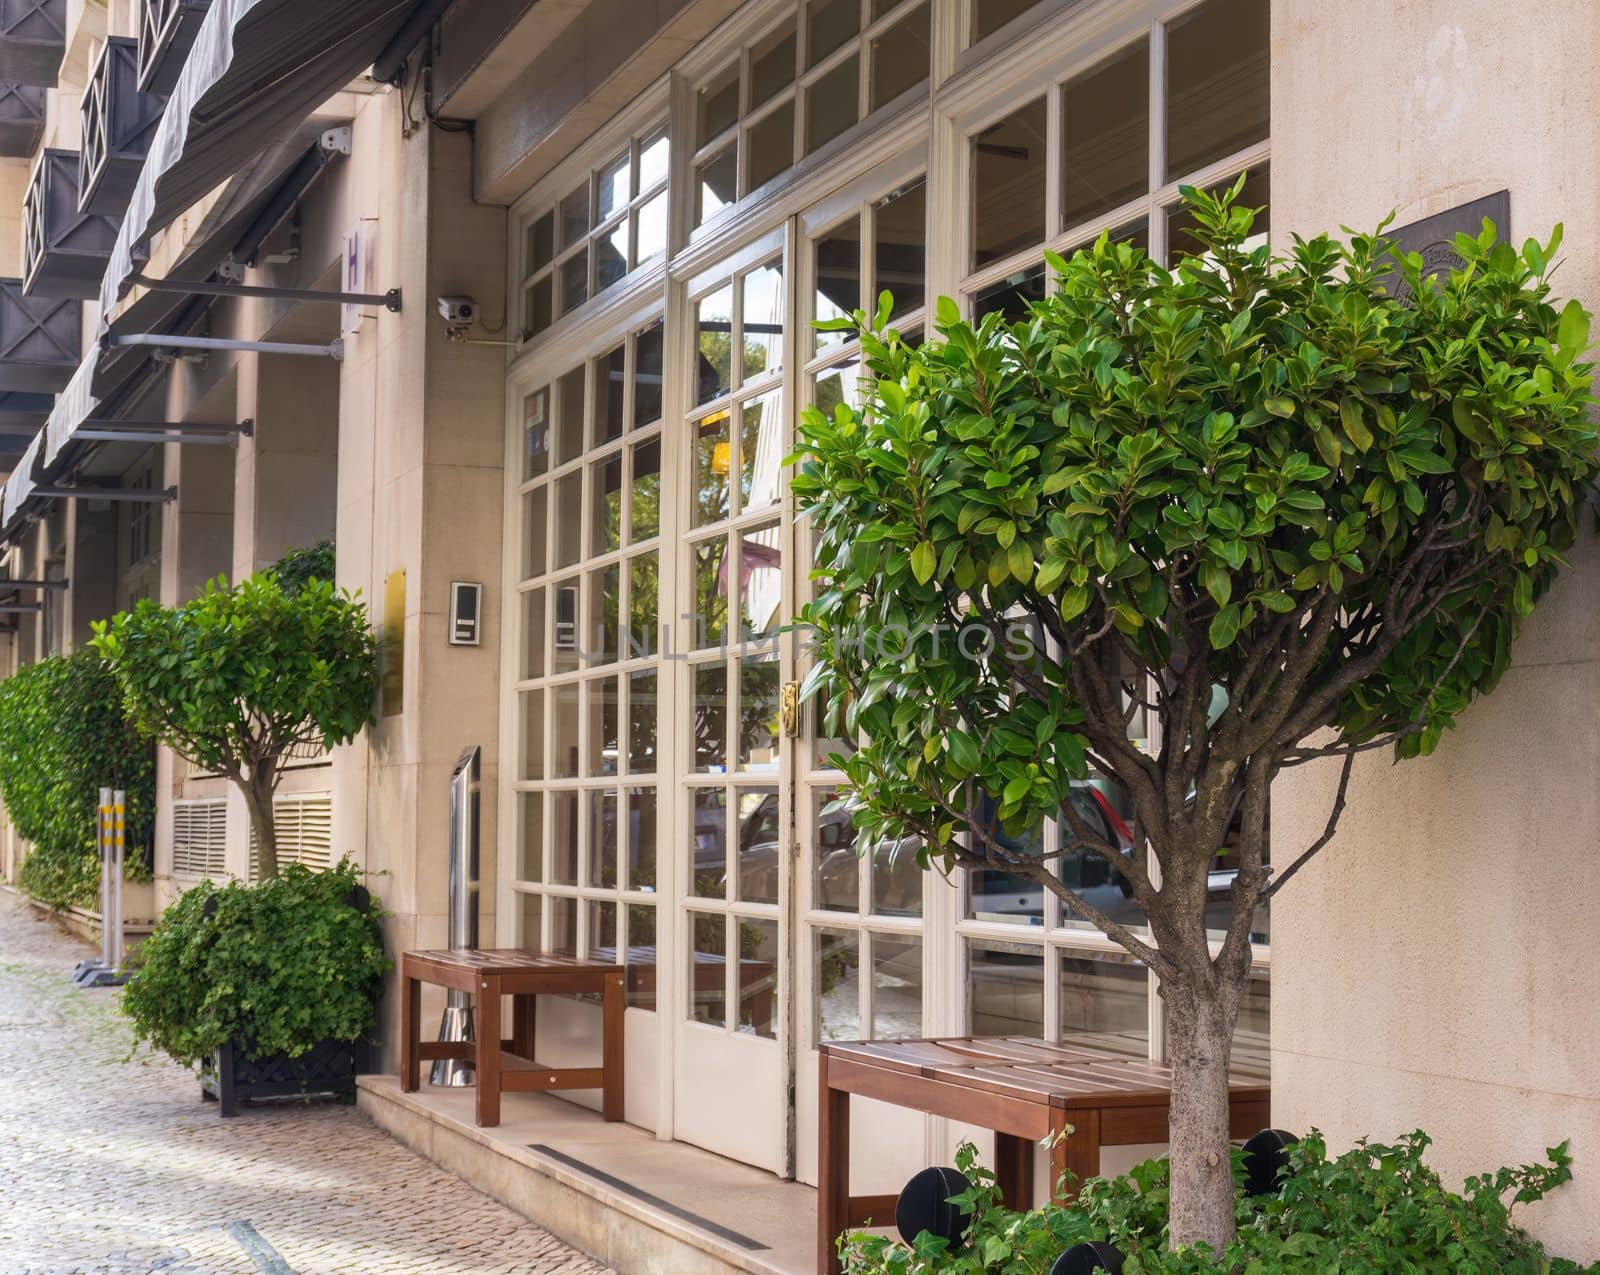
[
  {"x1": 92, "y1": 574, "x2": 379, "y2": 880},
  {"x1": 791, "y1": 180, "x2": 1597, "y2": 1252}
]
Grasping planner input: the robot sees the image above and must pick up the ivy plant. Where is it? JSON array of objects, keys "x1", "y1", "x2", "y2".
[
  {"x1": 793, "y1": 178, "x2": 1598, "y2": 1250},
  {"x1": 0, "y1": 649, "x2": 154, "y2": 910},
  {"x1": 92, "y1": 573, "x2": 379, "y2": 879}
]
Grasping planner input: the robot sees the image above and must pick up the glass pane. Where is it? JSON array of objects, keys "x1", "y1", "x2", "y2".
[
  {"x1": 811, "y1": 679, "x2": 855, "y2": 768},
  {"x1": 697, "y1": 64, "x2": 739, "y2": 145},
  {"x1": 806, "y1": 54, "x2": 858, "y2": 154},
  {"x1": 738, "y1": 657, "x2": 781, "y2": 772},
  {"x1": 590, "y1": 455, "x2": 623, "y2": 555},
  {"x1": 1165, "y1": 0, "x2": 1269, "y2": 180},
  {"x1": 521, "y1": 588, "x2": 546, "y2": 679},
  {"x1": 589, "y1": 789, "x2": 618, "y2": 887},
  {"x1": 525, "y1": 274, "x2": 552, "y2": 338},
  {"x1": 1057, "y1": 784, "x2": 1144, "y2": 931},
  {"x1": 560, "y1": 250, "x2": 589, "y2": 316},
  {"x1": 633, "y1": 321, "x2": 664, "y2": 428},
  {"x1": 737, "y1": 917, "x2": 780, "y2": 1038},
  {"x1": 973, "y1": 98, "x2": 1047, "y2": 267},
  {"x1": 693, "y1": 663, "x2": 728, "y2": 771},
  {"x1": 1167, "y1": 166, "x2": 1270, "y2": 263},
  {"x1": 553, "y1": 472, "x2": 582, "y2": 570},
  {"x1": 873, "y1": 935, "x2": 922, "y2": 1038},
  {"x1": 689, "y1": 911, "x2": 727, "y2": 1026},
  {"x1": 596, "y1": 223, "x2": 628, "y2": 291},
  {"x1": 874, "y1": 179, "x2": 925, "y2": 321},
  {"x1": 626, "y1": 904, "x2": 658, "y2": 1008},
  {"x1": 519, "y1": 891, "x2": 542, "y2": 952},
  {"x1": 627, "y1": 671, "x2": 658, "y2": 773},
  {"x1": 587, "y1": 566, "x2": 620, "y2": 668},
  {"x1": 1232, "y1": 972, "x2": 1270, "y2": 1079},
  {"x1": 589, "y1": 899, "x2": 618, "y2": 960},
  {"x1": 552, "y1": 683, "x2": 579, "y2": 779},
  {"x1": 635, "y1": 193, "x2": 667, "y2": 263},
  {"x1": 814, "y1": 216, "x2": 861, "y2": 350},
  {"x1": 518, "y1": 791, "x2": 543, "y2": 882},
  {"x1": 521, "y1": 486, "x2": 547, "y2": 579},
  {"x1": 869, "y1": 3, "x2": 928, "y2": 112},
  {"x1": 552, "y1": 581, "x2": 580, "y2": 674},
  {"x1": 630, "y1": 440, "x2": 661, "y2": 541},
  {"x1": 739, "y1": 523, "x2": 783, "y2": 639},
  {"x1": 739, "y1": 394, "x2": 784, "y2": 514},
  {"x1": 871, "y1": 834, "x2": 922, "y2": 917},
  {"x1": 1059, "y1": 953, "x2": 1148, "y2": 1055},
  {"x1": 520, "y1": 689, "x2": 544, "y2": 780},
  {"x1": 691, "y1": 788, "x2": 727, "y2": 897},
  {"x1": 813, "y1": 360, "x2": 862, "y2": 418},
  {"x1": 742, "y1": 260, "x2": 785, "y2": 380},
  {"x1": 550, "y1": 895, "x2": 578, "y2": 957},
  {"x1": 807, "y1": 0, "x2": 858, "y2": 68},
  {"x1": 628, "y1": 553, "x2": 658, "y2": 659},
  {"x1": 586, "y1": 675, "x2": 618, "y2": 775},
  {"x1": 627, "y1": 786, "x2": 657, "y2": 890},
  {"x1": 737, "y1": 786, "x2": 781, "y2": 904},
  {"x1": 968, "y1": 816, "x2": 1044, "y2": 924},
  {"x1": 967, "y1": 938, "x2": 1043, "y2": 1036},
  {"x1": 522, "y1": 387, "x2": 549, "y2": 479},
  {"x1": 748, "y1": 99, "x2": 796, "y2": 191},
  {"x1": 692, "y1": 415, "x2": 732, "y2": 525},
  {"x1": 638, "y1": 127, "x2": 669, "y2": 190},
  {"x1": 693, "y1": 538, "x2": 729, "y2": 647},
  {"x1": 696, "y1": 145, "x2": 737, "y2": 224},
  {"x1": 695, "y1": 285, "x2": 735, "y2": 404},
  {"x1": 556, "y1": 366, "x2": 586, "y2": 462},
  {"x1": 527, "y1": 211, "x2": 555, "y2": 272},
  {"x1": 813, "y1": 788, "x2": 858, "y2": 911},
  {"x1": 559, "y1": 183, "x2": 590, "y2": 248},
  {"x1": 815, "y1": 928, "x2": 861, "y2": 1041},
  {"x1": 1062, "y1": 37, "x2": 1148, "y2": 230},
  {"x1": 550, "y1": 791, "x2": 579, "y2": 884},
  {"x1": 973, "y1": 263, "x2": 1046, "y2": 323},
  {"x1": 598, "y1": 150, "x2": 631, "y2": 220},
  {"x1": 971, "y1": 0, "x2": 1042, "y2": 43},
  {"x1": 750, "y1": 18, "x2": 798, "y2": 108},
  {"x1": 596, "y1": 345, "x2": 626, "y2": 444}
]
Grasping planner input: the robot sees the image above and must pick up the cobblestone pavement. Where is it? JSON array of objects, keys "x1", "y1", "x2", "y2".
[{"x1": 0, "y1": 890, "x2": 611, "y2": 1275}]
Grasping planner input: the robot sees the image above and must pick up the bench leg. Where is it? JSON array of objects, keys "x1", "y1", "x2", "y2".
[
  {"x1": 1050, "y1": 1108, "x2": 1101, "y2": 1200},
  {"x1": 818, "y1": 1053, "x2": 850, "y2": 1275},
  {"x1": 400, "y1": 972, "x2": 420, "y2": 1093},
  {"x1": 602, "y1": 973, "x2": 624, "y2": 1122},
  {"x1": 511, "y1": 992, "x2": 536, "y2": 1061},
  {"x1": 476, "y1": 977, "x2": 501, "y2": 1127},
  {"x1": 994, "y1": 1131, "x2": 1034, "y2": 1209}
]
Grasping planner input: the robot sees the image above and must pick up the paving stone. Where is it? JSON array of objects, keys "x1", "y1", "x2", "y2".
[{"x1": 0, "y1": 890, "x2": 612, "y2": 1275}]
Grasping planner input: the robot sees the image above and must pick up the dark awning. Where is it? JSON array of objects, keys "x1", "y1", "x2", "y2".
[{"x1": 101, "y1": 0, "x2": 416, "y2": 314}]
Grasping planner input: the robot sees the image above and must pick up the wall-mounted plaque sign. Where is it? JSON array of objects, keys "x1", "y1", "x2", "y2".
[{"x1": 1379, "y1": 190, "x2": 1511, "y2": 301}]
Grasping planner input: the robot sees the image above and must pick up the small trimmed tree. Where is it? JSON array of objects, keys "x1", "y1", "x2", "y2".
[
  {"x1": 92, "y1": 573, "x2": 378, "y2": 879},
  {"x1": 793, "y1": 181, "x2": 1597, "y2": 1251}
]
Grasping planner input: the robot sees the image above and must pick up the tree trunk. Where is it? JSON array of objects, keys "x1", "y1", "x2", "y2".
[
  {"x1": 240, "y1": 764, "x2": 278, "y2": 881},
  {"x1": 1163, "y1": 974, "x2": 1241, "y2": 1252}
]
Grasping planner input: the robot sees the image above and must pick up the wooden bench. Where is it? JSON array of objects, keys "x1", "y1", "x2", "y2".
[
  {"x1": 818, "y1": 1037, "x2": 1269, "y2": 1274},
  {"x1": 400, "y1": 949, "x2": 625, "y2": 1128}
]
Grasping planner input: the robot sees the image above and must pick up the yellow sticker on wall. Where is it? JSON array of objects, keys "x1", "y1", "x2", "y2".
[{"x1": 380, "y1": 569, "x2": 405, "y2": 717}]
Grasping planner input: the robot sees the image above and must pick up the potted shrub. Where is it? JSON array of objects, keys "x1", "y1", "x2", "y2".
[{"x1": 122, "y1": 860, "x2": 390, "y2": 1116}]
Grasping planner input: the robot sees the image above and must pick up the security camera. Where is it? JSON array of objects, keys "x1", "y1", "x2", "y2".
[{"x1": 437, "y1": 295, "x2": 477, "y2": 327}]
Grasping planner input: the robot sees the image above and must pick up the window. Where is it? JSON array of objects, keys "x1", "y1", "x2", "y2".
[
  {"x1": 513, "y1": 317, "x2": 665, "y2": 1009},
  {"x1": 693, "y1": 0, "x2": 931, "y2": 229},
  {"x1": 970, "y1": 0, "x2": 1050, "y2": 45},
  {"x1": 519, "y1": 124, "x2": 669, "y2": 340}
]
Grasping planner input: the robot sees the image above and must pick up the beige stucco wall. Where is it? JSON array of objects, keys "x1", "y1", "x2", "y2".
[{"x1": 1268, "y1": 1, "x2": 1600, "y2": 1261}]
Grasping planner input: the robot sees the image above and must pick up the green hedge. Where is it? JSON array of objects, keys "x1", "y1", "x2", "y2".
[
  {"x1": 267, "y1": 539, "x2": 335, "y2": 596},
  {"x1": 0, "y1": 649, "x2": 154, "y2": 909}
]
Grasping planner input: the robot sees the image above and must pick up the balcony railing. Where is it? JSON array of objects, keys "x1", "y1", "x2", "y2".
[
  {"x1": 0, "y1": 0, "x2": 65, "y2": 87},
  {"x1": 22, "y1": 149, "x2": 118, "y2": 299},
  {"x1": 0, "y1": 79, "x2": 42, "y2": 156},
  {"x1": 81, "y1": 36, "x2": 167, "y2": 217},
  {"x1": 137, "y1": 0, "x2": 210, "y2": 95},
  {"x1": 0, "y1": 276, "x2": 77, "y2": 391}
]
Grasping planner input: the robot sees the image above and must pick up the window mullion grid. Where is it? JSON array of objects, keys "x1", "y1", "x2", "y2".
[{"x1": 1146, "y1": 16, "x2": 1168, "y2": 264}]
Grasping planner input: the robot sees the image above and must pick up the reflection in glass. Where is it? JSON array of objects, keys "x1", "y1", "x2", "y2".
[
  {"x1": 523, "y1": 388, "x2": 549, "y2": 479},
  {"x1": 587, "y1": 564, "x2": 619, "y2": 666},
  {"x1": 591, "y1": 455, "x2": 623, "y2": 555},
  {"x1": 742, "y1": 261, "x2": 785, "y2": 379},
  {"x1": 751, "y1": 18, "x2": 797, "y2": 107},
  {"x1": 873, "y1": 935, "x2": 922, "y2": 1038},
  {"x1": 518, "y1": 791, "x2": 543, "y2": 882},
  {"x1": 737, "y1": 786, "x2": 781, "y2": 904},
  {"x1": 973, "y1": 97, "x2": 1047, "y2": 267},
  {"x1": 968, "y1": 815, "x2": 1044, "y2": 924},
  {"x1": 552, "y1": 582, "x2": 579, "y2": 674},
  {"x1": 1060, "y1": 953, "x2": 1148, "y2": 1055},
  {"x1": 1061, "y1": 37, "x2": 1148, "y2": 230},
  {"x1": 696, "y1": 146, "x2": 737, "y2": 225},
  {"x1": 814, "y1": 788, "x2": 858, "y2": 911},
  {"x1": 559, "y1": 250, "x2": 589, "y2": 316},
  {"x1": 807, "y1": 0, "x2": 857, "y2": 68},
  {"x1": 692, "y1": 539, "x2": 728, "y2": 647},
  {"x1": 552, "y1": 683, "x2": 579, "y2": 778},
  {"x1": 589, "y1": 789, "x2": 618, "y2": 886},
  {"x1": 1231, "y1": 972, "x2": 1270, "y2": 1079},
  {"x1": 628, "y1": 553, "x2": 658, "y2": 659},
  {"x1": 697, "y1": 64, "x2": 738, "y2": 145},
  {"x1": 521, "y1": 588, "x2": 545, "y2": 679},
  {"x1": 814, "y1": 928, "x2": 860, "y2": 1040},
  {"x1": 556, "y1": 366, "x2": 585, "y2": 462},
  {"x1": 696, "y1": 285, "x2": 734, "y2": 403},
  {"x1": 627, "y1": 787, "x2": 657, "y2": 890},
  {"x1": 525, "y1": 274, "x2": 552, "y2": 338},
  {"x1": 967, "y1": 938, "x2": 1043, "y2": 1036},
  {"x1": 520, "y1": 891, "x2": 542, "y2": 952},
  {"x1": 807, "y1": 54, "x2": 859, "y2": 157},
  {"x1": 971, "y1": 0, "x2": 1042, "y2": 44},
  {"x1": 739, "y1": 658, "x2": 781, "y2": 771},
  {"x1": 814, "y1": 218, "x2": 860, "y2": 351},
  {"x1": 871, "y1": 834, "x2": 923, "y2": 917},
  {"x1": 559, "y1": 184, "x2": 589, "y2": 248},
  {"x1": 521, "y1": 486, "x2": 547, "y2": 579},
  {"x1": 692, "y1": 414, "x2": 731, "y2": 525},
  {"x1": 1058, "y1": 784, "x2": 1144, "y2": 931},
  {"x1": 630, "y1": 439, "x2": 661, "y2": 540},
  {"x1": 586, "y1": 675, "x2": 618, "y2": 775},
  {"x1": 635, "y1": 193, "x2": 667, "y2": 263},
  {"x1": 639, "y1": 128, "x2": 669, "y2": 190},
  {"x1": 553, "y1": 472, "x2": 581, "y2": 569},
  {"x1": 550, "y1": 791, "x2": 579, "y2": 884},
  {"x1": 870, "y1": 3, "x2": 928, "y2": 112},
  {"x1": 596, "y1": 225, "x2": 627, "y2": 291},
  {"x1": 520, "y1": 689, "x2": 544, "y2": 780},
  {"x1": 875, "y1": 179, "x2": 926, "y2": 320},
  {"x1": 588, "y1": 899, "x2": 618, "y2": 961},
  {"x1": 813, "y1": 361, "x2": 861, "y2": 418},
  {"x1": 689, "y1": 911, "x2": 727, "y2": 1026},
  {"x1": 527, "y1": 211, "x2": 554, "y2": 273},
  {"x1": 633, "y1": 321, "x2": 664, "y2": 427},
  {"x1": 748, "y1": 99, "x2": 796, "y2": 192},
  {"x1": 691, "y1": 788, "x2": 727, "y2": 897},
  {"x1": 1165, "y1": 0, "x2": 1269, "y2": 181},
  {"x1": 973, "y1": 263, "x2": 1046, "y2": 324},
  {"x1": 693, "y1": 663, "x2": 728, "y2": 772},
  {"x1": 739, "y1": 523, "x2": 783, "y2": 638},
  {"x1": 596, "y1": 344, "x2": 625, "y2": 443},
  {"x1": 627, "y1": 671, "x2": 658, "y2": 774},
  {"x1": 737, "y1": 917, "x2": 780, "y2": 1038},
  {"x1": 550, "y1": 895, "x2": 578, "y2": 957},
  {"x1": 740, "y1": 393, "x2": 784, "y2": 513},
  {"x1": 597, "y1": 150, "x2": 630, "y2": 220},
  {"x1": 626, "y1": 904, "x2": 658, "y2": 1008}
]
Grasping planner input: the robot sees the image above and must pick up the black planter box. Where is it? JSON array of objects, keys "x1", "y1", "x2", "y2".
[{"x1": 201, "y1": 1036, "x2": 368, "y2": 1117}]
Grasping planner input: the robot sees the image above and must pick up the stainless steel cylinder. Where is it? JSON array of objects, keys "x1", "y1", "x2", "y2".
[{"x1": 431, "y1": 746, "x2": 481, "y2": 1086}]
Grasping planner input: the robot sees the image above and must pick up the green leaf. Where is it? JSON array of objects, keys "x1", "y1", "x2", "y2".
[
  {"x1": 1339, "y1": 397, "x2": 1374, "y2": 450},
  {"x1": 910, "y1": 541, "x2": 936, "y2": 584},
  {"x1": 1208, "y1": 604, "x2": 1241, "y2": 649}
]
